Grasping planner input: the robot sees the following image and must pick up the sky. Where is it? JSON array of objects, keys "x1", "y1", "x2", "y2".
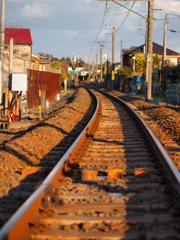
[{"x1": 4, "y1": 0, "x2": 180, "y2": 63}]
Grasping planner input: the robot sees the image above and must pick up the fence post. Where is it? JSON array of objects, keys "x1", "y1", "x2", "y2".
[
  {"x1": 39, "y1": 90, "x2": 42, "y2": 118},
  {"x1": 19, "y1": 94, "x2": 22, "y2": 120},
  {"x1": 7, "y1": 91, "x2": 11, "y2": 129}
]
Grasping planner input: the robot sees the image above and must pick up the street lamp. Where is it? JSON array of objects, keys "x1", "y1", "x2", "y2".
[{"x1": 132, "y1": 56, "x2": 136, "y2": 73}]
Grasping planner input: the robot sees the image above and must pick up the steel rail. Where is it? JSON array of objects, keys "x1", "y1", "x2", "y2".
[
  {"x1": 0, "y1": 86, "x2": 180, "y2": 239},
  {"x1": 0, "y1": 89, "x2": 101, "y2": 240},
  {"x1": 94, "y1": 87, "x2": 180, "y2": 194}
]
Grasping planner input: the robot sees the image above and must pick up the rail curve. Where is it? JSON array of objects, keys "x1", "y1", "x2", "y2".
[{"x1": 0, "y1": 87, "x2": 180, "y2": 240}]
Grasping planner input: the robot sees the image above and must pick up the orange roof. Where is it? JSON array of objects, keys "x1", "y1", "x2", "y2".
[
  {"x1": 39, "y1": 59, "x2": 51, "y2": 64},
  {"x1": 5, "y1": 28, "x2": 33, "y2": 45}
]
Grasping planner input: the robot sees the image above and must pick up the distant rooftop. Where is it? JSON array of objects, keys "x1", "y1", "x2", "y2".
[{"x1": 123, "y1": 42, "x2": 180, "y2": 55}]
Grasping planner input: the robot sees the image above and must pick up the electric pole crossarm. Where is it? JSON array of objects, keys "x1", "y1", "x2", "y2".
[
  {"x1": 98, "y1": 0, "x2": 153, "y2": 21},
  {"x1": 98, "y1": 0, "x2": 149, "y2": 1}
]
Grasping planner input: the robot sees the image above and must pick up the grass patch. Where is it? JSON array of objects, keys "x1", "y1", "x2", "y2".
[
  {"x1": 152, "y1": 95, "x2": 166, "y2": 101},
  {"x1": 135, "y1": 93, "x2": 166, "y2": 101}
]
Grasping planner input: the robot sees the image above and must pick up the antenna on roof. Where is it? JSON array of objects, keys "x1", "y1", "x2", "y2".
[{"x1": 29, "y1": 20, "x2": 32, "y2": 29}]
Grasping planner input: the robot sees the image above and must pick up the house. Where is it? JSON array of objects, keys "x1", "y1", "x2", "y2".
[
  {"x1": 60, "y1": 61, "x2": 68, "y2": 74},
  {"x1": 4, "y1": 28, "x2": 33, "y2": 74},
  {"x1": 30, "y1": 53, "x2": 62, "y2": 74},
  {"x1": 68, "y1": 66, "x2": 84, "y2": 74},
  {"x1": 114, "y1": 62, "x2": 121, "y2": 72},
  {"x1": 123, "y1": 42, "x2": 180, "y2": 69}
]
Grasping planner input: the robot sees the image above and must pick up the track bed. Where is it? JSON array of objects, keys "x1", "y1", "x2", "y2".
[{"x1": 0, "y1": 88, "x2": 180, "y2": 240}]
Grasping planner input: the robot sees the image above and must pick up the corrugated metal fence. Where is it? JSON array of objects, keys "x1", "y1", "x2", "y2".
[{"x1": 26, "y1": 69, "x2": 61, "y2": 109}]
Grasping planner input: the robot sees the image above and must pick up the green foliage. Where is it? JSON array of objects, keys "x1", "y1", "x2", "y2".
[
  {"x1": 121, "y1": 66, "x2": 133, "y2": 79},
  {"x1": 61, "y1": 68, "x2": 67, "y2": 81},
  {"x1": 51, "y1": 60, "x2": 67, "y2": 81},
  {"x1": 128, "y1": 53, "x2": 161, "y2": 77},
  {"x1": 152, "y1": 54, "x2": 161, "y2": 68},
  {"x1": 102, "y1": 61, "x2": 112, "y2": 76},
  {"x1": 134, "y1": 54, "x2": 146, "y2": 74},
  {"x1": 129, "y1": 54, "x2": 146, "y2": 75},
  {"x1": 51, "y1": 60, "x2": 61, "y2": 69},
  {"x1": 171, "y1": 65, "x2": 180, "y2": 83},
  {"x1": 67, "y1": 73, "x2": 73, "y2": 81}
]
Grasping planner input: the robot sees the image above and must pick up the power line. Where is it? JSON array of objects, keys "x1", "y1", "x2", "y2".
[
  {"x1": 111, "y1": 0, "x2": 145, "y2": 20},
  {"x1": 115, "y1": 2, "x2": 135, "y2": 33},
  {"x1": 87, "y1": 2, "x2": 108, "y2": 63}
]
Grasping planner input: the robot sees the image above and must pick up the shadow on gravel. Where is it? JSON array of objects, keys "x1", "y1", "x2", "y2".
[
  {"x1": 93, "y1": 138, "x2": 125, "y2": 145},
  {"x1": 0, "y1": 87, "x2": 96, "y2": 228},
  {"x1": 0, "y1": 122, "x2": 72, "y2": 167}
]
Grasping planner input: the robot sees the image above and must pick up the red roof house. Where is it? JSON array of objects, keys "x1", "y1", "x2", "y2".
[
  {"x1": 123, "y1": 42, "x2": 180, "y2": 68},
  {"x1": 5, "y1": 28, "x2": 33, "y2": 45},
  {"x1": 4, "y1": 28, "x2": 33, "y2": 73}
]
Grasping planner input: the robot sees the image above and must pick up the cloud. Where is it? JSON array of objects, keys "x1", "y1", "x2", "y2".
[
  {"x1": 67, "y1": 30, "x2": 79, "y2": 37},
  {"x1": 155, "y1": 0, "x2": 180, "y2": 14},
  {"x1": 6, "y1": 0, "x2": 180, "y2": 60},
  {"x1": 21, "y1": 2, "x2": 57, "y2": 18},
  {"x1": 7, "y1": 0, "x2": 24, "y2": 2}
]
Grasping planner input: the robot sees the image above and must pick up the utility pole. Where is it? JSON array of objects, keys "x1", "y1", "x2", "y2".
[
  {"x1": 92, "y1": 41, "x2": 112, "y2": 84},
  {"x1": 120, "y1": 40, "x2": 124, "y2": 91},
  {"x1": 0, "y1": 0, "x2": 5, "y2": 108},
  {"x1": 111, "y1": 26, "x2": 116, "y2": 90},
  {"x1": 162, "y1": 13, "x2": 180, "y2": 93},
  {"x1": 112, "y1": 27, "x2": 116, "y2": 68},
  {"x1": 120, "y1": 40, "x2": 125, "y2": 92},
  {"x1": 99, "y1": 0, "x2": 155, "y2": 94},
  {"x1": 146, "y1": 0, "x2": 154, "y2": 100},
  {"x1": 162, "y1": 14, "x2": 168, "y2": 93},
  {"x1": 96, "y1": 53, "x2": 98, "y2": 82},
  {"x1": 90, "y1": 42, "x2": 107, "y2": 82},
  {"x1": 99, "y1": 0, "x2": 154, "y2": 98},
  {"x1": 120, "y1": 40, "x2": 124, "y2": 71},
  {"x1": 100, "y1": 44, "x2": 102, "y2": 82}
]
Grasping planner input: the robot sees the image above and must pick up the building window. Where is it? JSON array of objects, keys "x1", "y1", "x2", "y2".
[
  {"x1": 14, "y1": 49, "x2": 19, "y2": 54},
  {"x1": 22, "y1": 53, "x2": 29, "y2": 58}
]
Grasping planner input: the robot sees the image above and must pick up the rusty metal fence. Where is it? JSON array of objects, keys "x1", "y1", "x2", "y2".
[{"x1": 26, "y1": 69, "x2": 61, "y2": 109}]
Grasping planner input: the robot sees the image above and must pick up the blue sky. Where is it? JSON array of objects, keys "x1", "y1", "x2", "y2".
[{"x1": 4, "y1": 0, "x2": 180, "y2": 63}]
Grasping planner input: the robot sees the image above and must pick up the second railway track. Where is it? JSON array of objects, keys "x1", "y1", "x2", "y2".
[{"x1": 0, "y1": 87, "x2": 180, "y2": 240}]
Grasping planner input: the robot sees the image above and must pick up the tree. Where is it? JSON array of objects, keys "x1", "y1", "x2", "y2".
[
  {"x1": 66, "y1": 57, "x2": 71, "y2": 62},
  {"x1": 60, "y1": 57, "x2": 66, "y2": 62},
  {"x1": 134, "y1": 54, "x2": 146, "y2": 75},
  {"x1": 61, "y1": 68, "x2": 67, "y2": 81},
  {"x1": 51, "y1": 60, "x2": 61, "y2": 69},
  {"x1": 171, "y1": 65, "x2": 180, "y2": 83},
  {"x1": 38, "y1": 52, "x2": 53, "y2": 61},
  {"x1": 152, "y1": 54, "x2": 161, "y2": 68},
  {"x1": 129, "y1": 54, "x2": 146, "y2": 76},
  {"x1": 51, "y1": 60, "x2": 67, "y2": 81},
  {"x1": 76, "y1": 58, "x2": 85, "y2": 67},
  {"x1": 67, "y1": 73, "x2": 72, "y2": 81},
  {"x1": 121, "y1": 66, "x2": 133, "y2": 79}
]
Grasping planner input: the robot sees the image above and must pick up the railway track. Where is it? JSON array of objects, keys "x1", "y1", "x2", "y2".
[{"x1": 0, "y1": 87, "x2": 180, "y2": 240}]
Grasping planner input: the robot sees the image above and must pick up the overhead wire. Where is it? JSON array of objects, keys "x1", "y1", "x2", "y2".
[
  {"x1": 89, "y1": 0, "x2": 144, "y2": 63},
  {"x1": 115, "y1": 1, "x2": 135, "y2": 33},
  {"x1": 100, "y1": 1, "x2": 135, "y2": 53},
  {"x1": 87, "y1": 1, "x2": 109, "y2": 64}
]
